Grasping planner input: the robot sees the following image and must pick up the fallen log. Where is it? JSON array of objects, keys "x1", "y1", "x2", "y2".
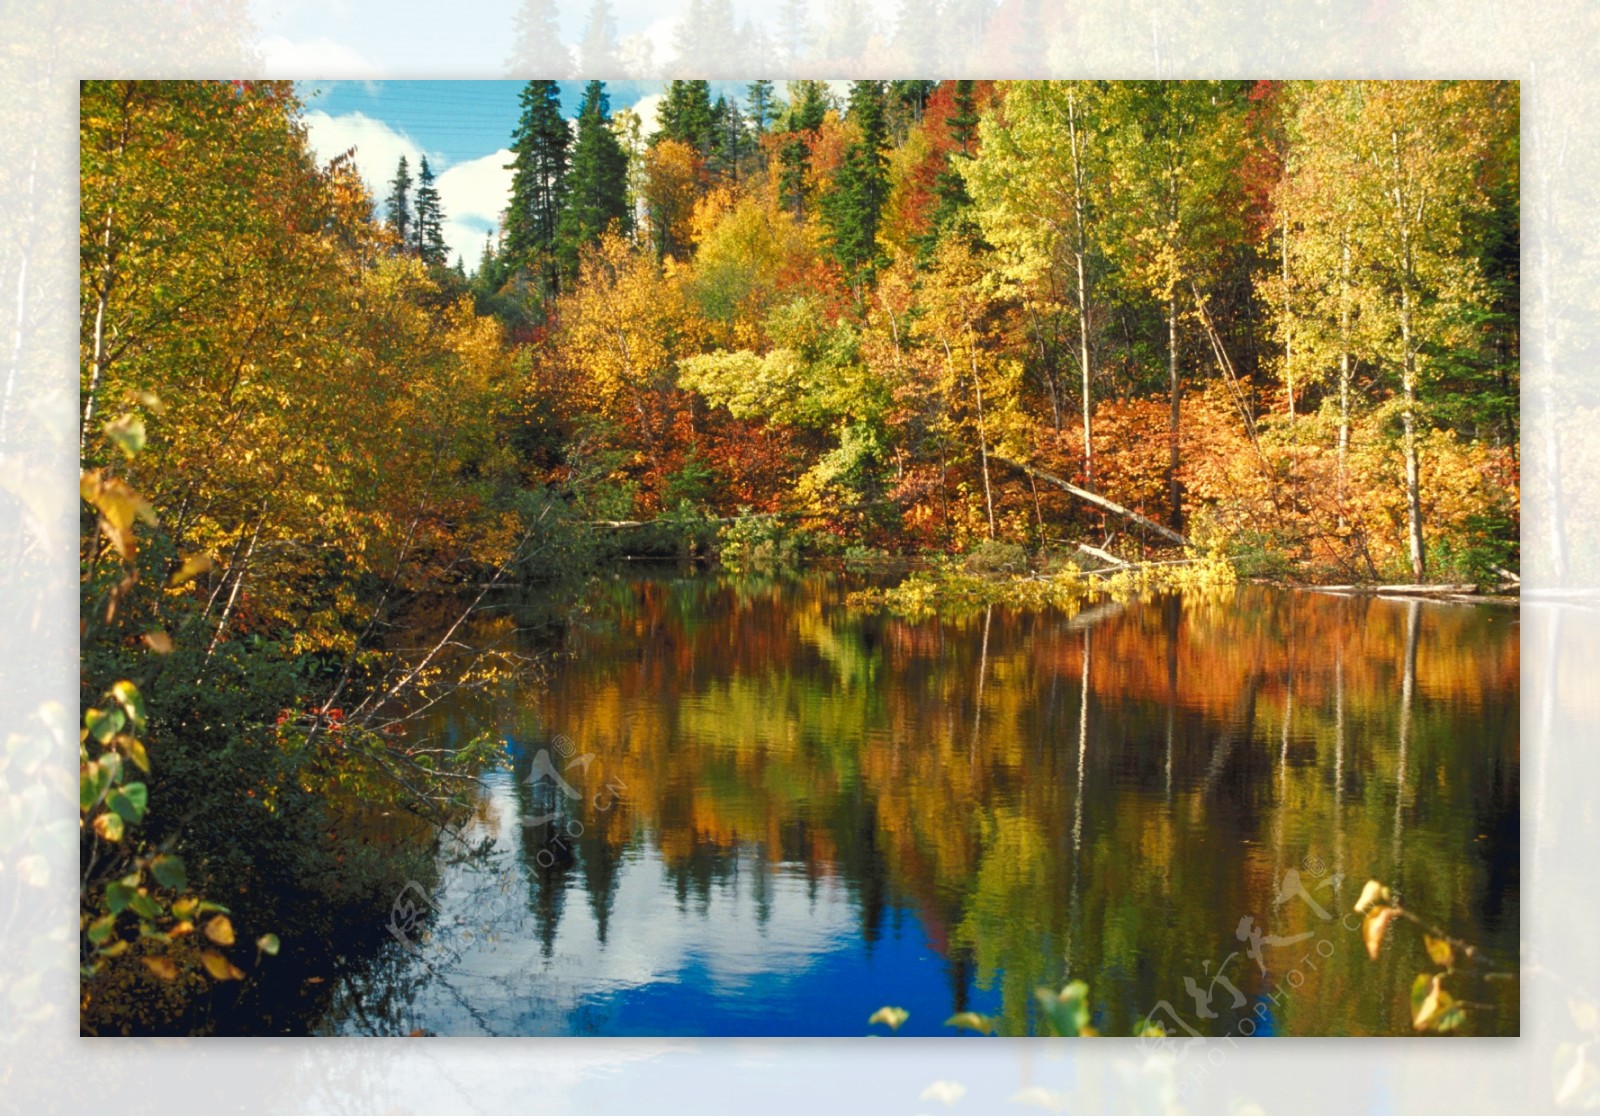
[
  {"x1": 1076, "y1": 542, "x2": 1126, "y2": 567},
  {"x1": 1308, "y1": 583, "x2": 1479, "y2": 597},
  {"x1": 991, "y1": 456, "x2": 1189, "y2": 548}
]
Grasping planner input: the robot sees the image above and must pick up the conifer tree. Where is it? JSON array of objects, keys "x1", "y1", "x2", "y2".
[
  {"x1": 821, "y1": 80, "x2": 891, "y2": 282},
  {"x1": 385, "y1": 155, "x2": 413, "y2": 249},
  {"x1": 503, "y1": 80, "x2": 571, "y2": 295},
  {"x1": 746, "y1": 79, "x2": 777, "y2": 135},
  {"x1": 556, "y1": 80, "x2": 632, "y2": 274},
  {"x1": 413, "y1": 155, "x2": 448, "y2": 265},
  {"x1": 657, "y1": 80, "x2": 715, "y2": 156}
]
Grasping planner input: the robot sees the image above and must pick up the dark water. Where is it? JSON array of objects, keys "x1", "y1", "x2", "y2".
[{"x1": 316, "y1": 573, "x2": 1520, "y2": 1037}]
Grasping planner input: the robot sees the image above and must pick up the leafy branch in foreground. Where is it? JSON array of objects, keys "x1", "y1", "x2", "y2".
[{"x1": 1354, "y1": 878, "x2": 1516, "y2": 1033}]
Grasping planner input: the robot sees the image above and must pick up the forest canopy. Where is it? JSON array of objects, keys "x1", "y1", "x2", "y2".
[{"x1": 77, "y1": 78, "x2": 1517, "y2": 1030}]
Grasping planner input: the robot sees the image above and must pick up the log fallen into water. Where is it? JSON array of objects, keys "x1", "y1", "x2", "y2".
[
  {"x1": 1076, "y1": 541, "x2": 1126, "y2": 567},
  {"x1": 1308, "y1": 583, "x2": 1479, "y2": 597},
  {"x1": 991, "y1": 456, "x2": 1189, "y2": 548}
]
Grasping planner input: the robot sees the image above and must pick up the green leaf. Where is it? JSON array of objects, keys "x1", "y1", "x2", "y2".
[
  {"x1": 80, "y1": 761, "x2": 113, "y2": 811},
  {"x1": 256, "y1": 933, "x2": 280, "y2": 957},
  {"x1": 107, "y1": 782, "x2": 148, "y2": 824},
  {"x1": 110, "y1": 681, "x2": 146, "y2": 730},
  {"x1": 85, "y1": 707, "x2": 125, "y2": 745},
  {"x1": 150, "y1": 854, "x2": 186, "y2": 891},
  {"x1": 103, "y1": 414, "x2": 147, "y2": 458},
  {"x1": 868, "y1": 1006, "x2": 909, "y2": 1031},
  {"x1": 128, "y1": 893, "x2": 162, "y2": 921},
  {"x1": 1036, "y1": 980, "x2": 1093, "y2": 1036},
  {"x1": 196, "y1": 901, "x2": 231, "y2": 915},
  {"x1": 106, "y1": 881, "x2": 135, "y2": 914}
]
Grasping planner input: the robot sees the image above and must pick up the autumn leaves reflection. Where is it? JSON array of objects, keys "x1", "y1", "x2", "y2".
[{"x1": 475, "y1": 575, "x2": 1517, "y2": 1034}]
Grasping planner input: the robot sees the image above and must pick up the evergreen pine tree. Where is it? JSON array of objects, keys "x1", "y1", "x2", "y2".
[
  {"x1": 413, "y1": 156, "x2": 448, "y2": 265},
  {"x1": 707, "y1": 95, "x2": 750, "y2": 184},
  {"x1": 657, "y1": 80, "x2": 715, "y2": 156},
  {"x1": 821, "y1": 80, "x2": 891, "y2": 280},
  {"x1": 788, "y1": 79, "x2": 830, "y2": 131},
  {"x1": 921, "y1": 80, "x2": 982, "y2": 255},
  {"x1": 503, "y1": 80, "x2": 572, "y2": 296},
  {"x1": 556, "y1": 80, "x2": 632, "y2": 274},
  {"x1": 385, "y1": 155, "x2": 413, "y2": 249},
  {"x1": 746, "y1": 79, "x2": 778, "y2": 135}
]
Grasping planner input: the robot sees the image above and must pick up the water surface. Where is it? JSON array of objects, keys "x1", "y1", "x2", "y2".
[{"x1": 318, "y1": 573, "x2": 1519, "y2": 1037}]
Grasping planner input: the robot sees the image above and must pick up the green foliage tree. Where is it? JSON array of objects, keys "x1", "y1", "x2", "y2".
[
  {"x1": 821, "y1": 80, "x2": 892, "y2": 287},
  {"x1": 413, "y1": 155, "x2": 448, "y2": 265},
  {"x1": 385, "y1": 154, "x2": 412, "y2": 249},
  {"x1": 658, "y1": 79, "x2": 715, "y2": 155},
  {"x1": 503, "y1": 80, "x2": 571, "y2": 297},
  {"x1": 556, "y1": 80, "x2": 632, "y2": 274}
]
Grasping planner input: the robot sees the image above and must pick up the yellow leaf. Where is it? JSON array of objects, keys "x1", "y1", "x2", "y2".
[
  {"x1": 1353, "y1": 879, "x2": 1389, "y2": 914},
  {"x1": 869, "y1": 1006, "x2": 909, "y2": 1031},
  {"x1": 142, "y1": 956, "x2": 179, "y2": 981},
  {"x1": 168, "y1": 553, "x2": 214, "y2": 587},
  {"x1": 93, "y1": 812, "x2": 124, "y2": 842},
  {"x1": 1413, "y1": 974, "x2": 1452, "y2": 1030},
  {"x1": 1423, "y1": 934, "x2": 1455, "y2": 968},
  {"x1": 143, "y1": 630, "x2": 174, "y2": 654},
  {"x1": 203, "y1": 915, "x2": 235, "y2": 946},
  {"x1": 200, "y1": 951, "x2": 243, "y2": 981}
]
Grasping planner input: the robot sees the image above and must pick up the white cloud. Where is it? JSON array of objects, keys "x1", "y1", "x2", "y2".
[
  {"x1": 436, "y1": 150, "x2": 515, "y2": 271},
  {"x1": 262, "y1": 35, "x2": 385, "y2": 78},
  {"x1": 300, "y1": 111, "x2": 513, "y2": 272},
  {"x1": 630, "y1": 93, "x2": 665, "y2": 134},
  {"x1": 300, "y1": 109, "x2": 423, "y2": 205}
]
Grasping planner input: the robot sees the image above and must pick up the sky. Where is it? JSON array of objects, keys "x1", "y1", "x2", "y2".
[{"x1": 296, "y1": 80, "x2": 752, "y2": 270}]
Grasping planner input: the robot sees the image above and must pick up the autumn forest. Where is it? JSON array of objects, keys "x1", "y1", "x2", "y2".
[{"x1": 79, "y1": 79, "x2": 1519, "y2": 1036}]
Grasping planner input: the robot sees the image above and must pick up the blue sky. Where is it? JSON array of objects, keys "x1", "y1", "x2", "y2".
[{"x1": 294, "y1": 79, "x2": 757, "y2": 269}]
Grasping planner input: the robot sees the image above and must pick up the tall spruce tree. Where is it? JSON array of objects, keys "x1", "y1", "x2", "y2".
[
  {"x1": 921, "y1": 80, "x2": 981, "y2": 254},
  {"x1": 657, "y1": 80, "x2": 715, "y2": 155},
  {"x1": 746, "y1": 79, "x2": 777, "y2": 135},
  {"x1": 503, "y1": 80, "x2": 572, "y2": 295},
  {"x1": 821, "y1": 80, "x2": 891, "y2": 281},
  {"x1": 385, "y1": 155, "x2": 413, "y2": 249},
  {"x1": 413, "y1": 156, "x2": 448, "y2": 265},
  {"x1": 556, "y1": 80, "x2": 632, "y2": 273}
]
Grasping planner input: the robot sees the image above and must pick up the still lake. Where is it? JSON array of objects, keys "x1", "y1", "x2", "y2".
[{"x1": 315, "y1": 571, "x2": 1519, "y2": 1037}]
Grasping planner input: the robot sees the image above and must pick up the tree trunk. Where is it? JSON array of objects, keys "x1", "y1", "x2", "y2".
[
  {"x1": 1067, "y1": 87, "x2": 1094, "y2": 488},
  {"x1": 992, "y1": 454, "x2": 1188, "y2": 546},
  {"x1": 1400, "y1": 292, "x2": 1425, "y2": 580},
  {"x1": 968, "y1": 333, "x2": 996, "y2": 541},
  {"x1": 1167, "y1": 292, "x2": 1182, "y2": 532},
  {"x1": 1337, "y1": 231, "x2": 1352, "y2": 528}
]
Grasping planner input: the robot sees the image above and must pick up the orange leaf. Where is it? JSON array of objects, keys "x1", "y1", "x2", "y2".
[{"x1": 1363, "y1": 906, "x2": 1397, "y2": 960}]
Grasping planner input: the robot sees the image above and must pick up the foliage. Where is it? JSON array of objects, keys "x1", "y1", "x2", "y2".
[{"x1": 1353, "y1": 879, "x2": 1516, "y2": 1034}]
